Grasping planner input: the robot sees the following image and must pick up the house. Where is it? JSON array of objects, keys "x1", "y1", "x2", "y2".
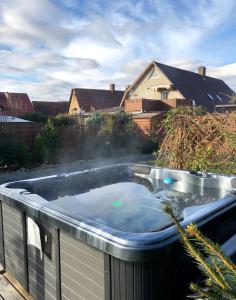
[
  {"x1": 120, "y1": 61, "x2": 235, "y2": 134},
  {"x1": 67, "y1": 84, "x2": 124, "y2": 115},
  {"x1": 33, "y1": 101, "x2": 68, "y2": 116},
  {"x1": 0, "y1": 92, "x2": 34, "y2": 116}
]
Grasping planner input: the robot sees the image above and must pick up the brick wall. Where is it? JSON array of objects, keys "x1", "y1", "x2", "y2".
[
  {"x1": 132, "y1": 113, "x2": 165, "y2": 137},
  {"x1": 125, "y1": 99, "x2": 143, "y2": 112},
  {"x1": 132, "y1": 117, "x2": 152, "y2": 135}
]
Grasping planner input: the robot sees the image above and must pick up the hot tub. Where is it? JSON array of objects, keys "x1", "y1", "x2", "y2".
[{"x1": 0, "y1": 164, "x2": 235, "y2": 300}]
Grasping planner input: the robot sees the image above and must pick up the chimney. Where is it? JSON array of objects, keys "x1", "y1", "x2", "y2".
[
  {"x1": 197, "y1": 66, "x2": 206, "y2": 76},
  {"x1": 110, "y1": 83, "x2": 115, "y2": 92}
]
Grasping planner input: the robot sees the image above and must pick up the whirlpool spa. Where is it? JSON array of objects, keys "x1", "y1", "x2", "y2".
[{"x1": 0, "y1": 164, "x2": 236, "y2": 300}]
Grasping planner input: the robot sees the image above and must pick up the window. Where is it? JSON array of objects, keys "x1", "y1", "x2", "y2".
[
  {"x1": 216, "y1": 94, "x2": 223, "y2": 102},
  {"x1": 207, "y1": 93, "x2": 214, "y2": 100},
  {"x1": 161, "y1": 90, "x2": 168, "y2": 100}
]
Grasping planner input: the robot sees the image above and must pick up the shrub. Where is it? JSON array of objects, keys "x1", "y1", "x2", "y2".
[
  {"x1": 32, "y1": 134, "x2": 45, "y2": 165},
  {"x1": 40, "y1": 119, "x2": 61, "y2": 163},
  {"x1": 84, "y1": 112, "x2": 144, "y2": 158},
  {"x1": 22, "y1": 112, "x2": 48, "y2": 123},
  {"x1": 86, "y1": 112, "x2": 104, "y2": 126},
  {"x1": 156, "y1": 107, "x2": 236, "y2": 174},
  {"x1": 0, "y1": 131, "x2": 30, "y2": 167},
  {"x1": 162, "y1": 105, "x2": 207, "y2": 132},
  {"x1": 17, "y1": 143, "x2": 30, "y2": 167},
  {"x1": 53, "y1": 114, "x2": 76, "y2": 126}
]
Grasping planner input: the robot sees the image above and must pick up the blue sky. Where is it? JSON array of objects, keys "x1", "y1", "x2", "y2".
[{"x1": 0, "y1": 0, "x2": 236, "y2": 101}]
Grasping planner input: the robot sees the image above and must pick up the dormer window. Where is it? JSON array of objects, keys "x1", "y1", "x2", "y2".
[
  {"x1": 207, "y1": 93, "x2": 214, "y2": 100},
  {"x1": 161, "y1": 90, "x2": 168, "y2": 100}
]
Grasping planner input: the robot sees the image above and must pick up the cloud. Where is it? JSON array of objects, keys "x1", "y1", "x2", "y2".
[
  {"x1": 208, "y1": 63, "x2": 236, "y2": 90},
  {"x1": 0, "y1": 0, "x2": 79, "y2": 50},
  {"x1": 0, "y1": 0, "x2": 236, "y2": 100}
]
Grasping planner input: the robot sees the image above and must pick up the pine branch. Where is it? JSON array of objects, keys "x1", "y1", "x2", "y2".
[
  {"x1": 164, "y1": 203, "x2": 226, "y2": 289},
  {"x1": 190, "y1": 283, "x2": 220, "y2": 300},
  {"x1": 210, "y1": 258, "x2": 230, "y2": 289},
  {"x1": 186, "y1": 224, "x2": 236, "y2": 275}
]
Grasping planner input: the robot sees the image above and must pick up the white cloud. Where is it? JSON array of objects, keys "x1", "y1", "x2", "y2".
[{"x1": 0, "y1": 0, "x2": 235, "y2": 100}]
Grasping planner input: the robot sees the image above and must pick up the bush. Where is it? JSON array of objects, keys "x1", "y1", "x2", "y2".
[
  {"x1": 22, "y1": 112, "x2": 48, "y2": 123},
  {"x1": 32, "y1": 134, "x2": 45, "y2": 165},
  {"x1": 53, "y1": 114, "x2": 76, "y2": 126},
  {"x1": 40, "y1": 119, "x2": 61, "y2": 164},
  {"x1": 17, "y1": 143, "x2": 30, "y2": 167},
  {"x1": 84, "y1": 112, "x2": 144, "y2": 158},
  {"x1": 0, "y1": 132, "x2": 30, "y2": 167},
  {"x1": 86, "y1": 112, "x2": 104, "y2": 126},
  {"x1": 156, "y1": 107, "x2": 236, "y2": 174}
]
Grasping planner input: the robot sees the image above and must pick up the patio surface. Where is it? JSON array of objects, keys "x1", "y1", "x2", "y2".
[{"x1": 0, "y1": 264, "x2": 28, "y2": 300}]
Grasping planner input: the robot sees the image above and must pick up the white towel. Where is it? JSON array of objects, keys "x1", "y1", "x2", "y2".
[{"x1": 27, "y1": 217, "x2": 42, "y2": 260}]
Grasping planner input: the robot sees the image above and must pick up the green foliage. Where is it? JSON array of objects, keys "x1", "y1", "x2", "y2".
[
  {"x1": 86, "y1": 112, "x2": 104, "y2": 126},
  {"x1": 163, "y1": 105, "x2": 207, "y2": 131},
  {"x1": 17, "y1": 143, "x2": 30, "y2": 167},
  {"x1": 32, "y1": 134, "x2": 45, "y2": 165},
  {"x1": 229, "y1": 95, "x2": 236, "y2": 104},
  {"x1": 53, "y1": 114, "x2": 76, "y2": 126},
  {"x1": 0, "y1": 132, "x2": 30, "y2": 167},
  {"x1": 84, "y1": 112, "x2": 146, "y2": 158},
  {"x1": 156, "y1": 109, "x2": 236, "y2": 175},
  {"x1": 164, "y1": 203, "x2": 236, "y2": 299},
  {"x1": 22, "y1": 112, "x2": 48, "y2": 123},
  {"x1": 40, "y1": 119, "x2": 61, "y2": 163}
]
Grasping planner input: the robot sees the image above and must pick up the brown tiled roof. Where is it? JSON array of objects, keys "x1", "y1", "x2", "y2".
[
  {"x1": 154, "y1": 62, "x2": 235, "y2": 112},
  {"x1": 121, "y1": 61, "x2": 235, "y2": 112},
  {"x1": 33, "y1": 101, "x2": 68, "y2": 116},
  {"x1": 69, "y1": 88, "x2": 124, "y2": 112},
  {"x1": 0, "y1": 92, "x2": 33, "y2": 116}
]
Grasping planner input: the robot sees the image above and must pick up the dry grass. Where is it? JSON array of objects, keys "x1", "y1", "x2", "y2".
[{"x1": 156, "y1": 113, "x2": 236, "y2": 174}]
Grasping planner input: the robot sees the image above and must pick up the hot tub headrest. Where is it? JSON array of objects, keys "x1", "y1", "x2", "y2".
[{"x1": 129, "y1": 165, "x2": 151, "y2": 175}]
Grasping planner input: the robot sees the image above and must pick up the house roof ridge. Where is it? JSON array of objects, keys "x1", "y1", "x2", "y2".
[
  {"x1": 153, "y1": 61, "x2": 222, "y2": 81},
  {"x1": 75, "y1": 87, "x2": 124, "y2": 93}
]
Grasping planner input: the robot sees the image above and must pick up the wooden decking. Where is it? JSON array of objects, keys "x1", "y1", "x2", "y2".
[{"x1": 0, "y1": 264, "x2": 33, "y2": 300}]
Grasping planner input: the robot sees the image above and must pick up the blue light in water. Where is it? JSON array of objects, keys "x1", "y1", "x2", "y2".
[
  {"x1": 113, "y1": 200, "x2": 122, "y2": 207},
  {"x1": 163, "y1": 177, "x2": 174, "y2": 184}
]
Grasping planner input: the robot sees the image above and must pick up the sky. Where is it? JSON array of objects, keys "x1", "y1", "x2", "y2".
[{"x1": 0, "y1": 0, "x2": 236, "y2": 102}]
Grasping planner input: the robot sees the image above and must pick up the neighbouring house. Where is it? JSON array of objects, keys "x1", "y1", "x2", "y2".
[
  {"x1": 67, "y1": 84, "x2": 124, "y2": 115},
  {"x1": 33, "y1": 101, "x2": 68, "y2": 116},
  {"x1": 0, "y1": 92, "x2": 34, "y2": 116},
  {"x1": 120, "y1": 61, "x2": 235, "y2": 134}
]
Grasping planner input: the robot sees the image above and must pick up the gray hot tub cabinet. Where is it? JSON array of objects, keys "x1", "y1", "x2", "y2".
[{"x1": 0, "y1": 164, "x2": 236, "y2": 300}]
